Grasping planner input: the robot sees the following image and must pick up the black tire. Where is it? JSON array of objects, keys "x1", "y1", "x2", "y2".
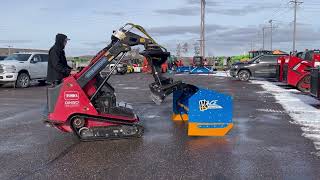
[
  {"x1": 120, "y1": 71, "x2": 126, "y2": 75},
  {"x1": 16, "y1": 73, "x2": 30, "y2": 88},
  {"x1": 238, "y1": 70, "x2": 251, "y2": 81},
  {"x1": 38, "y1": 80, "x2": 47, "y2": 86},
  {"x1": 112, "y1": 69, "x2": 118, "y2": 75}
]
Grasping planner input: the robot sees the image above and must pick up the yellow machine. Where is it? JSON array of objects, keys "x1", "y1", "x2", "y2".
[{"x1": 127, "y1": 64, "x2": 134, "y2": 73}]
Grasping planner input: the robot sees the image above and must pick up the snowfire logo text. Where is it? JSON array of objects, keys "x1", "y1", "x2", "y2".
[{"x1": 199, "y1": 100, "x2": 223, "y2": 111}]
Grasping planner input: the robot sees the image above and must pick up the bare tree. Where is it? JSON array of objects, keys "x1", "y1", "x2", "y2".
[
  {"x1": 182, "y1": 42, "x2": 189, "y2": 54},
  {"x1": 193, "y1": 42, "x2": 200, "y2": 56},
  {"x1": 176, "y1": 43, "x2": 182, "y2": 58}
]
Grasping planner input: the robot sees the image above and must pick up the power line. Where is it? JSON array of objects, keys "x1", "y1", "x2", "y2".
[{"x1": 267, "y1": 1, "x2": 291, "y2": 23}]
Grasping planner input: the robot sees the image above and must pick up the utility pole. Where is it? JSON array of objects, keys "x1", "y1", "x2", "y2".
[
  {"x1": 269, "y1": 20, "x2": 273, "y2": 51},
  {"x1": 262, "y1": 27, "x2": 266, "y2": 50},
  {"x1": 200, "y1": 0, "x2": 205, "y2": 58},
  {"x1": 290, "y1": 0, "x2": 303, "y2": 53},
  {"x1": 8, "y1": 45, "x2": 12, "y2": 55}
]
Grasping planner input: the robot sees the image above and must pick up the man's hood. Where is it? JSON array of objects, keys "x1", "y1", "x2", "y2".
[{"x1": 55, "y1": 33, "x2": 68, "y2": 49}]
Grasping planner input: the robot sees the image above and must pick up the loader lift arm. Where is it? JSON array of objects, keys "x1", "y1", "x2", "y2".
[{"x1": 74, "y1": 23, "x2": 183, "y2": 104}]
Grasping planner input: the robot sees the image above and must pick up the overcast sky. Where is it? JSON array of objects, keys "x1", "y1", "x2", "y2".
[{"x1": 1, "y1": 0, "x2": 320, "y2": 56}]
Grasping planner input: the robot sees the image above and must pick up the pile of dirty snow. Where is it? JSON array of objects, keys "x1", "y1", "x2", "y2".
[{"x1": 253, "y1": 80, "x2": 320, "y2": 156}]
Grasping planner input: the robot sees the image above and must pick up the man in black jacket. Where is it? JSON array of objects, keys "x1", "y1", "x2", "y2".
[{"x1": 47, "y1": 33, "x2": 72, "y2": 85}]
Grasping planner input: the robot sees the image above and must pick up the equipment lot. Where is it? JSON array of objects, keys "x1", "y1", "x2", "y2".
[{"x1": 0, "y1": 73, "x2": 320, "y2": 180}]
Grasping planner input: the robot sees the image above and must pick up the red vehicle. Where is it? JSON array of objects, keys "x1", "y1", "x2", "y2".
[
  {"x1": 142, "y1": 57, "x2": 168, "y2": 73},
  {"x1": 44, "y1": 24, "x2": 183, "y2": 140},
  {"x1": 278, "y1": 50, "x2": 320, "y2": 92},
  {"x1": 172, "y1": 58, "x2": 184, "y2": 70},
  {"x1": 277, "y1": 55, "x2": 287, "y2": 82},
  {"x1": 277, "y1": 52, "x2": 302, "y2": 82}
]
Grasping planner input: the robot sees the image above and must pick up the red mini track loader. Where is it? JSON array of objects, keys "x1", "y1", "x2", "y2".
[{"x1": 44, "y1": 24, "x2": 188, "y2": 141}]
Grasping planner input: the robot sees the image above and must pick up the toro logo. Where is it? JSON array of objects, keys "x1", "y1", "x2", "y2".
[
  {"x1": 64, "y1": 91, "x2": 79, "y2": 100},
  {"x1": 64, "y1": 91, "x2": 80, "y2": 107}
]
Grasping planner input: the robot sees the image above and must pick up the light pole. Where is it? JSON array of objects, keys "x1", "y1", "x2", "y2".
[
  {"x1": 8, "y1": 45, "x2": 12, "y2": 55},
  {"x1": 269, "y1": 20, "x2": 273, "y2": 51},
  {"x1": 290, "y1": 0, "x2": 303, "y2": 53},
  {"x1": 262, "y1": 27, "x2": 267, "y2": 50},
  {"x1": 200, "y1": 0, "x2": 206, "y2": 58}
]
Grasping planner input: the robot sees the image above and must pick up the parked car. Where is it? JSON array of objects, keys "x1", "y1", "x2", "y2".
[
  {"x1": 230, "y1": 54, "x2": 284, "y2": 81},
  {"x1": 100, "y1": 60, "x2": 127, "y2": 77},
  {"x1": 0, "y1": 56, "x2": 7, "y2": 60},
  {"x1": 0, "y1": 52, "x2": 48, "y2": 87}
]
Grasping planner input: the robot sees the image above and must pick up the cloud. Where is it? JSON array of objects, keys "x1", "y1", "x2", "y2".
[
  {"x1": 186, "y1": 0, "x2": 218, "y2": 6},
  {"x1": 208, "y1": 4, "x2": 277, "y2": 16},
  {"x1": 272, "y1": 27, "x2": 320, "y2": 43},
  {"x1": 155, "y1": 7, "x2": 199, "y2": 16},
  {"x1": 157, "y1": 23, "x2": 320, "y2": 56},
  {"x1": 92, "y1": 10, "x2": 125, "y2": 16},
  {"x1": 39, "y1": 7, "x2": 64, "y2": 12},
  {"x1": 148, "y1": 24, "x2": 228, "y2": 36},
  {"x1": 156, "y1": 2, "x2": 279, "y2": 17},
  {"x1": 155, "y1": 0, "x2": 219, "y2": 16},
  {"x1": 82, "y1": 41, "x2": 109, "y2": 47},
  {"x1": 205, "y1": 24, "x2": 320, "y2": 55}
]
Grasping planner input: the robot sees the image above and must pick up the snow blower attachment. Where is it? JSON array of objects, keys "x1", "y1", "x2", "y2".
[
  {"x1": 172, "y1": 85, "x2": 233, "y2": 136},
  {"x1": 44, "y1": 23, "x2": 233, "y2": 141}
]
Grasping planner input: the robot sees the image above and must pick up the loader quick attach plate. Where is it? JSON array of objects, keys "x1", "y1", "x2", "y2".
[
  {"x1": 149, "y1": 80, "x2": 183, "y2": 105},
  {"x1": 172, "y1": 85, "x2": 233, "y2": 136}
]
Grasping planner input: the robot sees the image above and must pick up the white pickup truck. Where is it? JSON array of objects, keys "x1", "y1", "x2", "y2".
[{"x1": 0, "y1": 52, "x2": 48, "y2": 88}]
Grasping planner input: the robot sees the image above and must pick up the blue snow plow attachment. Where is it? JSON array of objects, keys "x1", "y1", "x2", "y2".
[
  {"x1": 175, "y1": 56, "x2": 216, "y2": 74},
  {"x1": 175, "y1": 66, "x2": 215, "y2": 74},
  {"x1": 176, "y1": 66, "x2": 191, "y2": 73},
  {"x1": 189, "y1": 66, "x2": 215, "y2": 74},
  {"x1": 172, "y1": 83, "x2": 233, "y2": 136}
]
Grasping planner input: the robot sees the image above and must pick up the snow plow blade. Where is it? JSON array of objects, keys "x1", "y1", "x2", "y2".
[{"x1": 172, "y1": 84, "x2": 233, "y2": 136}]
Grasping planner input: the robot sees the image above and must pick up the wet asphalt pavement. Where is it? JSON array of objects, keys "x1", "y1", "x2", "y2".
[{"x1": 0, "y1": 73, "x2": 319, "y2": 180}]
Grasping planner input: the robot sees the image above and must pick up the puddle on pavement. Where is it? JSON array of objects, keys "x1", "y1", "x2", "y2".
[{"x1": 186, "y1": 137, "x2": 233, "y2": 153}]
